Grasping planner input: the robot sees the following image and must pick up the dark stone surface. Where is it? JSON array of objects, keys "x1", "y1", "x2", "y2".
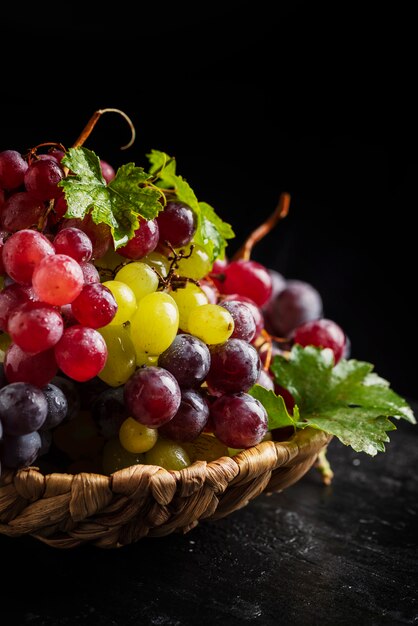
[{"x1": 1, "y1": 404, "x2": 417, "y2": 626}]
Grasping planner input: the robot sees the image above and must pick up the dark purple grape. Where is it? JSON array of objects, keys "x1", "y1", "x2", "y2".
[
  {"x1": 157, "y1": 333, "x2": 211, "y2": 388},
  {"x1": 40, "y1": 383, "x2": 68, "y2": 430},
  {"x1": 263, "y1": 269, "x2": 286, "y2": 309},
  {"x1": 220, "y1": 299, "x2": 256, "y2": 342},
  {"x1": 156, "y1": 201, "x2": 196, "y2": 247},
  {"x1": 91, "y1": 386, "x2": 128, "y2": 439},
  {"x1": 210, "y1": 392, "x2": 268, "y2": 448},
  {"x1": 159, "y1": 388, "x2": 210, "y2": 442},
  {"x1": 0, "y1": 382, "x2": 48, "y2": 435},
  {"x1": 1, "y1": 431, "x2": 42, "y2": 468},
  {"x1": 124, "y1": 366, "x2": 181, "y2": 427},
  {"x1": 50, "y1": 375, "x2": 80, "y2": 420},
  {"x1": 117, "y1": 216, "x2": 159, "y2": 260},
  {"x1": 264, "y1": 279, "x2": 323, "y2": 337},
  {"x1": 206, "y1": 338, "x2": 261, "y2": 395}
]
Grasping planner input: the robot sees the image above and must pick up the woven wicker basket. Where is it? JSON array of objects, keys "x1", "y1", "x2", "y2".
[{"x1": 0, "y1": 427, "x2": 331, "y2": 548}]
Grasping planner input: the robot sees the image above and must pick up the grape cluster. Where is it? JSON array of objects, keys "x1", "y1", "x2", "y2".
[{"x1": 0, "y1": 146, "x2": 347, "y2": 477}]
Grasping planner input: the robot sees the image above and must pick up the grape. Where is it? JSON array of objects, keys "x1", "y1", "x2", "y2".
[
  {"x1": 2, "y1": 229, "x2": 55, "y2": 285},
  {"x1": 115, "y1": 261, "x2": 159, "y2": 302},
  {"x1": 206, "y1": 338, "x2": 261, "y2": 395},
  {"x1": 144, "y1": 437, "x2": 190, "y2": 470},
  {"x1": 53, "y1": 227, "x2": 93, "y2": 263},
  {"x1": 50, "y1": 375, "x2": 80, "y2": 420},
  {"x1": 157, "y1": 333, "x2": 211, "y2": 388},
  {"x1": 48, "y1": 194, "x2": 68, "y2": 226},
  {"x1": 40, "y1": 382, "x2": 68, "y2": 430},
  {"x1": 274, "y1": 384, "x2": 295, "y2": 412},
  {"x1": 54, "y1": 325, "x2": 108, "y2": 382},
  {"x1": 7, "y1": 301, "x2": 64, "y2": 354},
  {"x1": 293, "y1": 318, "x2": 346, "y2": 363},
  {"x1": 97, "y1": 324, "x2": 136, "y2": 387},
  {"x1": 198, "y1": 278, "x2": 219, "y2": 304},
  {"x1": 0, "y1": 230, "x2": 8, "y2": 275},
  {"x1": 91, "y1": 386, "x2": 128, "y2": 439},
  {"x1": 174, "y1": 244, "x2": 211, "y2": 280},
  {"x1": 210, "y1": 392, "x2": 268, "y2": 448},
  {"x1": 129, "y1": 291, "x2": 179, "y2": 355},
  {"x1": 0, "y1": 283, "x2": 30, "y2": 332},
  {"x1": 187, "y1": 303, "x2": 234, "y2": 345},
  {"x1": 4, "y1": 344, "x2": 58, "y2": 387},
  {"x1": 0, "y1": 188, "x2": 4, "y2": 213},
  {"x1": 71, "y1": 283, "x2": 118, "y2": 328},
  {"x1": 170, "y1": 282, "x2": 208, "y2": 332},
  {"x1": 0, "y1": 150, "x2": 28, "y2": 190},
  {"x1": 257, "y1": 368, "x2": 275, "y2": 391},
  {"x1": 100, "y1": 159, "x2": 115, "y2": 183},
  {"x1": 156, "y1": 201, "x2": 196, "y2": 247},
  {"x1": 117, "y1": 216, "x2": 159, "y2": 260},
  {"x1": 124, "y1": 366, "x2": 181, "y2": 427},
  {"x1": 263, "y1": 269, "x2": 286, "y2": 307},
  {"x1": 158, "y1": 388, "x2": 210, "y2": 442},
  {"x1": 142, "y1": 250, "x2": 171, "y2": 278},
  {"x1": 0, "y1": 431, "x2": 42, "y2": 468},
  {"x1": 0, "y1": 191, "x2": 45, "y2": 232},
  {"x1": 79, "y1": 261, "x2": 100, "y2": 285},
  {"x1": 264, "y1": 279, "x2": 323, "y2": 337},
  {"x1": 182, "y1": 433, "x2": 229, "y2": 463},
  {"x1": 32, "y1": 253, "x2": 84, "y2": 306},
  {"x1": 220, "y1": 259, "x2": 273, "y2": 308},
  {"x1": 0, "y1": 382, "x2": 48, "y2": 435},
  {"x1": 102, "y1": 280, "x2": 137, "y2": 325},
  {"x1": 220, "y1": 293, "x2": 264, "y2": 339},
  {"x1": 119, "y1": 417, "x2": 158, "y2": 453},
  {"x1": 220, "y1": 299, "x2": 256, "y2": 342},
  {"x1": 102, "y1": 437, "x2": 144, "y2": 475},
  {"x1": 24, "y1": 158, "x2": 64, "y2": 201},
  {"x1": 60, "y1": 213, "x2": 112, "y2": 259}
]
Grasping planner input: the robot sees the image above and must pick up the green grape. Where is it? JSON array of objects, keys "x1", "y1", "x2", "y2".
[
  {"x1": 115, "y1": 261, "x2": 159, "y2": 302},
  {"x1": 170, "y1": 282, "x2": 208, "y2": 332},
  {"x1": 183, "y1": 433, "x2": 229, "y2": 463},
  {"x1": 119, "y1": 417, "x2": 158, "y2": 453},
  {"x1": 175, "y1": 244, "x2": 211, "y2": 280},
  {"x1": 102, "y1": 437, "x2": 145, "y2": 474},
  {"x1": 130, "y1": 291, "x2": 179, "y2": 355},
  {"x1": 142, "y1": 250, "x2": 171, "y2": 278},
  {"x1": 0, "y1": 332, "x2": 12, "y2": 362},
  {"x1": 102, "y1": 279, "x2": 137, "y2": 325},
  {"x1": 97, "y1": 324, "x2": 136, "y2": 386},
  {"x1": 136, "y1": 352, "x2": 159, "y2": 367},
  {"x1": 144, "y1": 437, "x2": 191, "y2": 470},
  {"x1": 188, "y1": 303, "x2": 234, "y2": 344}
]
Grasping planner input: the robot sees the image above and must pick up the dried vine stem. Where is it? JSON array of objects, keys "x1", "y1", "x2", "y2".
[
  {"x1": 232, "y1": 192, "x2": 291, "y2": 261},
  {"x1": 71, "y1": 108, "x2": 136, "y2": 151}
]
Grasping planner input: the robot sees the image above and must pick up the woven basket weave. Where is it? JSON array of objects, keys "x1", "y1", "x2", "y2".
[{"x1": 0, "y1": 427, "x2": 331, "y2": 549}]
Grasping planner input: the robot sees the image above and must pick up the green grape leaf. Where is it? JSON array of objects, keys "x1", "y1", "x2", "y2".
[
  {"x1": 248, "y1": 384, "x2": 299, "y2": 430},
  {"x1": 59, "y1": 147, "x2": 164, "y2": 249},
  {"x1": 147, "y1": 149, "x2": 235, "y2": 262},
  {"x1": 266, "y1": 345, "x2": 416, "y2": 455}
]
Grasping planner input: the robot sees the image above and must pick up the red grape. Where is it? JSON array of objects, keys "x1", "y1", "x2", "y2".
[
  {"x1": 220, "y1": 259, "x2": 273, "y2": 307},
  {"x1": 4, "y1": 344, "x2": 58, "y2": 387},
  {"x1": 0, "y1": 150, "x2": 28, "y2": 190},
  {"x1": 210, "y1": 392, "x2": 268, "y2": 448},
  {"x1": 2, "y1": 229, "x2": 55, "y2": 285},
  {"x1": 71, "y1": 283, "x2": 117, "y2": 328},
  {"x1": 24, "y1": 158, "x2": 64, "y2": 201},
  {"x1": 124, "y1": 366, "x2": 181, "y2": 428},
  {"x1": 118, "y1": 216, "x2": 159, "y2": 260},
  {"x1": 293, "y1": 318, "x2": 346, "y2": 363},
  {"x1": 54, "y1": 325, "x2": 108, "y2": 382},
  {"x1": 7, "y1": 301, "x2": 64, "y2": 354},
  {"x1": 0, "y1": 191, "x2": 46, "y2": 232},
  {"x1": 156, "y1": 201, "x2": 196, "y2": 247},
  {"x1": 32, "y1": 254, "x2": 84, "y2": 305},
  {"x1": 53, "y1": 227, "x2": 93, "y2": 263}
]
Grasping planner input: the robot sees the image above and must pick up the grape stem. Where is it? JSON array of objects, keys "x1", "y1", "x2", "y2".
[
  {"x1": 71, "y1": 108, "x2": 136, "y2": 151},
  {"x1": 232, "y1": 192, "x2": 291, "y2": 261},
  {"x1": 315, "y1": 447, "x2": 334, "y2": 485}
]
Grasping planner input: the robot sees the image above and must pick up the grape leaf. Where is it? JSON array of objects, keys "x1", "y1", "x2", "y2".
[
  {"x1": 248, "y1": 384, "x2": 299, "y2": 430},
  {"x1": 267, "y1": 345, "x2": 416, "y2": 455},
  {"x1": 147, "y1": 149, "x2": 235, "y2": 262},
  {"x1": 59, "y1": 147, "x2": 164, "y2": 249}
]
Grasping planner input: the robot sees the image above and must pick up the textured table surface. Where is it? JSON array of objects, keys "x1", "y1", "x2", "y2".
[{"x1": 1, "y1": 402, "x2": 417, "y2": 626}]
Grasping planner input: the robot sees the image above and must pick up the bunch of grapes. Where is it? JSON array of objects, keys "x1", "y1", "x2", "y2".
[{"x1": 0, "y1": 143, "x2": 347, "y2": 478}]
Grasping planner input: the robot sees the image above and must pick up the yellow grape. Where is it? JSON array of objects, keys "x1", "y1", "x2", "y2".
[
  {"x1": 130, "y1": 291, "x2": 179, "y2": 355},
  {"x1": 188, "y1": 303, "x2": 234, "y2": 344},
  {"x1": 142, "y1": 250, "x2": 171, "y2": 278},
  {"x1": 102, "y1": 279, "x2": 137, "y2": 325},
  {"x1": 119, "y1": 417, "x2": 158, "y2": 453},
  {"x1": 97, "y1": 324, "x2": 136, "y2": 386},
  {"x1": 175, "y1": 243, "x2": 211, "y2": 280},
  {"x1": 102, "y1": 437, "x2": 145, "y2": 475},
  {"x1": 170, "y1": 282, "x2": 208, "y2": 332},
  {"x1": 144, "y1": 437, "x2": 191, "y2": 470},
  {"x1": 115, "y1": 261, "x2": 159, "y2": 302}
]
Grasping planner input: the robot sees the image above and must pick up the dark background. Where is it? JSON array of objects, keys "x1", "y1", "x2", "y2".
[{"x1": 1, "y1": 2, "x2": 416, "y2": 400}]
